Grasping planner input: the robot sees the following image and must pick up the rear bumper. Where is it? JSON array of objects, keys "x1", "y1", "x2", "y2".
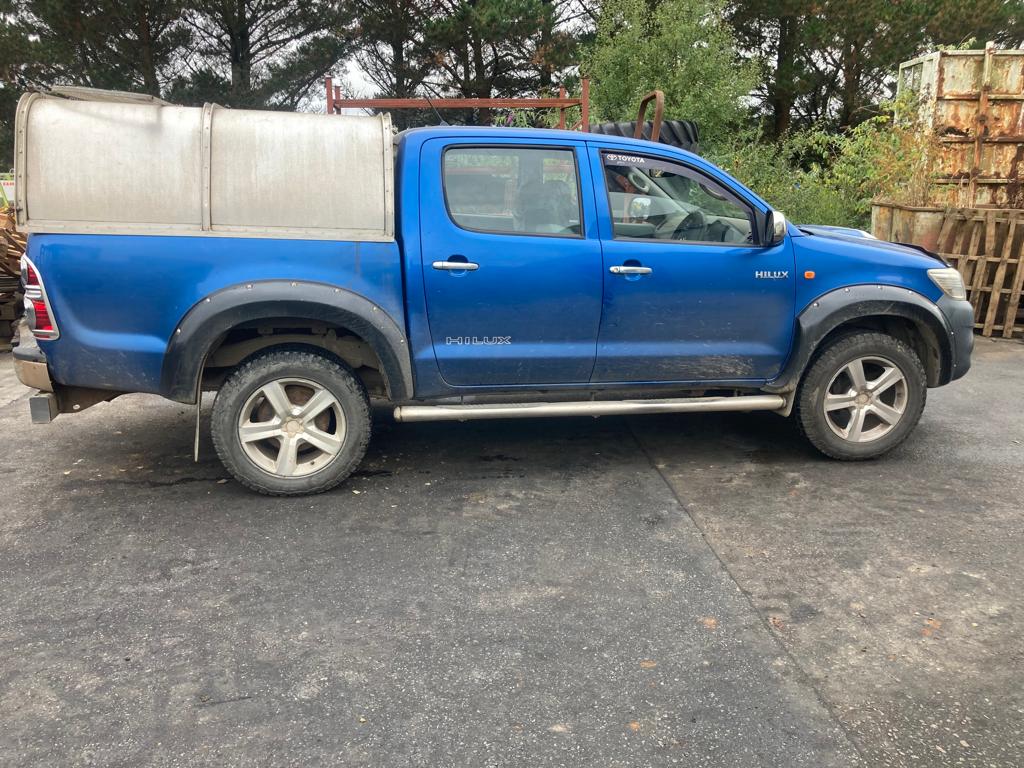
[
  {"x1": 938, "y1": 296, "x2": 974, "y2": 382},
  {"x1": 12, "y1": 335, "x2": 121, "y2": 422},
  {"x1": 13, "y1": 332, "x2": 53, "y2": 392},
  {"x1": 12, "y1": 330, "x2": 61, "y2": 423}
]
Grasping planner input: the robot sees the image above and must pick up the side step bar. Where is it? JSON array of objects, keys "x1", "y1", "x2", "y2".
[{"x1": 393, "y1": 395, "x2": 786, "y2": 423}]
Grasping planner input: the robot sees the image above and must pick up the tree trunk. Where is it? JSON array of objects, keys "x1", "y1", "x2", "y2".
[
  {"x1": 839, "y1": 41, "x2": 860, "y2": 127},
  {"x1": 769, "y1": 14, "x2": 797, "y2": 137},
  {"x1": 391, "y1": 38, "x2": 410, "y2": 129},
  {"x1": 538, "y1": 0, "x2": 553, "y2": 92},
  {"x1": 470, "y1": 36, "x2": 490, "y2": 125},
  {"x1": 135, "y1": 10, "x2": 160, "y2": 96},
  {"x1": 229, "y1": 3, "x2": 252, "y2": 100}
]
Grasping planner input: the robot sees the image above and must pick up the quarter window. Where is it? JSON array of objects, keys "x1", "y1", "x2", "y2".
[
  {"x1": 602, "y1": 152, "x2": 755, "y2": 244},
  {"x1": 443, "y1": 147, "x2": 582, "y2": 237}
]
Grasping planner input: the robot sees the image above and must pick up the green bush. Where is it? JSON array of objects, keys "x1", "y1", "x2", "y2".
[
  {"x1": 584, "y1": 0, "x2": 760, "y2": 141},
  {"x1": 709, "y1": 135, "x2": 865, "y2": 229},
  {"x1": 711, "y1": 95, "x2": 937, "y2": 229}
]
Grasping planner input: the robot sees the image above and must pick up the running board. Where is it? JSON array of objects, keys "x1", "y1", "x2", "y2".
[{"x1": 393, "y1": 394, "x2": 786, "y2": 423}]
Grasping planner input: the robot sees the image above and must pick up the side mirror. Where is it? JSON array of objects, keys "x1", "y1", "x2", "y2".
[
  {"x1": 628, "y1": 196, "x2": 652, "y2": 221},
  {"x1": 769, "y1": 210, "x2": 788, "y2": 245}
]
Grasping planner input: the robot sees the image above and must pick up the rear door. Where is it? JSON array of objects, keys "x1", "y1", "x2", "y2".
[
  {"x1": 419, "y1": 138, "x2": 603, "y2": 386},
  {"x1": 589, "y1": 147, "x2": 795, "y2": 383}
]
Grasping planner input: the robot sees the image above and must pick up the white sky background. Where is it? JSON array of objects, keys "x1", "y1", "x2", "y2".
[{"x1": 301, "y1": 60, "x2": 388, "y2": 115}]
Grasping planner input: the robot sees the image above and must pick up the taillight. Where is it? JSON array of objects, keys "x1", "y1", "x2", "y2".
[{"x1": 22, "y1": 256, "x2": 59, "y2": 340}]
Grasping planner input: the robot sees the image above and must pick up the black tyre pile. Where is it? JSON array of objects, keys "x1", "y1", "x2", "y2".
[{"x1": 589, "y1": 120, "x2": 700, "y2": 153}]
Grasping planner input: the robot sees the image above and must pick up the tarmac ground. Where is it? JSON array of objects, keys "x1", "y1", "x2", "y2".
[{"x1": 0, "y1": 339, "x2": 1021, "y2": 766}]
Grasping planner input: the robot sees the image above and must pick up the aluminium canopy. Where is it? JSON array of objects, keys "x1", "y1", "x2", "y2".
[{"x1": 14, "y1": 87, "x2": 394, "y2": 241}]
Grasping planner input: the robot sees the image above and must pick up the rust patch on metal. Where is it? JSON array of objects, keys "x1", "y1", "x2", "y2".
[
  {"x1": 907, "y1": 46, "x2": 1024, "y2": 207},
  {"x1": 1005, "y1": 144, "x2": 1024, "y2": 207}
]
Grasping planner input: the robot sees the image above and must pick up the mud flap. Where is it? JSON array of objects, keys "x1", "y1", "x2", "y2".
[
  {"x1": 194, "y1": 396, "x2": 202, "y2": 462},
  {"x1": 775, "y1": 390, "x2": 797, "y2": 418}
]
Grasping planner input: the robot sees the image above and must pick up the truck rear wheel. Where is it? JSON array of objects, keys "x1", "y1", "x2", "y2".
[
  {"x1": 795, "y1": 332, "x2": 927, "y2": 460},
  {"x1": 211, "y1": 348, "x2": 371, "y2": 496}
]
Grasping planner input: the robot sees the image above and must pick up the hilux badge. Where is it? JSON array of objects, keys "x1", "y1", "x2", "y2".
[
  {"x1": 445, "y1": 336, "x2": 512, "y2": 345},
  {"x1": 755, "y1": 270, "x2": 789, "y2": 279}
]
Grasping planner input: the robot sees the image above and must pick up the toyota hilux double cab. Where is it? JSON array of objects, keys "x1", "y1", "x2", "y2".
[{"x1": 12, "y1": 88, "x2": 973, "y2": 495}]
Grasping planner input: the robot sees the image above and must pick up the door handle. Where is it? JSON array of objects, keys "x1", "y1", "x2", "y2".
[
  {"x1": 433, "y1": 260, "x2": 479, "y2": 271},
  {"x1": 610, "y1": 265, "x2": 653, "y2": 275}
]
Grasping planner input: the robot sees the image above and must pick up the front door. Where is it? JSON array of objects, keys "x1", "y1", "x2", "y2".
[
  {"x1": 420, "y1": 139, "x2": 603, "y2": 386},
  {"x1": 590, "y1": 147, "x2": 795, "y2": 383}
]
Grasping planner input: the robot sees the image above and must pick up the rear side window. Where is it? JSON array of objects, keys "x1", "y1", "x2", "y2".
[{"x1": 443, "y1": 146, "x2": 582, "y2": 237}]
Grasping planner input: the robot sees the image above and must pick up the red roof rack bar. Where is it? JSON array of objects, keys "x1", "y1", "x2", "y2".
[{"x1": 326, "y1": 77, "x2": 590, "y2": 132}]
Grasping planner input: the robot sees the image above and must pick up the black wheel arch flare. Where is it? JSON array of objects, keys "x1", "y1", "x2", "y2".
[
  {"x1": 764, "y1": 284, "x2": 956, "y2": 394},
  {"x1": 161, "y1": 281, "x2": 414, "y2": 404}
]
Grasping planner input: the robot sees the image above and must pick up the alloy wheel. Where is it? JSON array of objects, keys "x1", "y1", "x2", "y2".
[
  {"x1": 237, "y1": 377, "x2": 346, "y2": 477},
  {"x1": 823, "y1": 356, "x2": 908, "y2": 443}
]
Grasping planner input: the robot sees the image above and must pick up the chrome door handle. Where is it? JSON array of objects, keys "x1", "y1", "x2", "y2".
[
  {"x1": 433, "y1": 260, "x2": 479, "y2": 271},
  {"x1": 610, "y1": 265, "x2": 652, "y2": 275}
]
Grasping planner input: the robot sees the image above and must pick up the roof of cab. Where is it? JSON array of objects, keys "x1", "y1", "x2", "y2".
[
  {"x1": 396, "y1": 124, "x2": 705, "y2": 164},
  {"x1": 395, "y1": 125, "x2": 770, "y2": 212}
]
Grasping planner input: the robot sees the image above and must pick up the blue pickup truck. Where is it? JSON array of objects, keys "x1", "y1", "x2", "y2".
[{"x1": 13, "y1": 89, "x2": 973, "y2": 495}]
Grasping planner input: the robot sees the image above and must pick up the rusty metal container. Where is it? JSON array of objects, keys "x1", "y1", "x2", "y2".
[
  {"x1": 870, "y1": 202, "x2": 946, "y2": 250},
  {"x1": 898, "y1": 43, "x2": 1024, "y2": 208}
]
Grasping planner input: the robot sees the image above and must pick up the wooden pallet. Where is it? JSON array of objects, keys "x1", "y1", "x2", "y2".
[
  {"x1": 934, "y1": 209, "x2": 1024, "y2": 338},
  {"x1": 1, "y1": 205, "x2": 23, "y2": 344}
]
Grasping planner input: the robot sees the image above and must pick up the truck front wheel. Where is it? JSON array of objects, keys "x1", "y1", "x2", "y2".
[
  {"x1": 795, "y1": 332, "x2": 927, "y2": 460},
  {"x1": 211, "y1": 348, "x2": 371, "y2": 495}
]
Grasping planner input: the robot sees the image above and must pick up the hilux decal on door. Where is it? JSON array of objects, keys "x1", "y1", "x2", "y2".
[
  {"x1": 445, "y1": 336, "x2": 512, "y2": 345},
  {"x1": 755, "y1": 270, "x2": 789, "y2": 279}
]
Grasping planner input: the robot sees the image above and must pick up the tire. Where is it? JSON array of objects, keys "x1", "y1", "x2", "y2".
[
  {"x1": 795, "y1": 332, "x2": 927, "y2": 461},
  {"x1": 211, "y1": 348, "x2": 371, "y2": 495},
  {"x1": 589, "y1": 119, "x2": 700, "y2": 151}
]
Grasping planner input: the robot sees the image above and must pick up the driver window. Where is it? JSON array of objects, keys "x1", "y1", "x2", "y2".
[{"x1": 602, "y1": 152, "x2": 755, "y2": 245}]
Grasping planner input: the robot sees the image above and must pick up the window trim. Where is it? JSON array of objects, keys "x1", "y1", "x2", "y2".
[
  {"x1": 441, "y1": 143, "x2": 586, "y2": 240},
  {"x1": 599, "y1": 150, "x2": 762, "y2": 247}
]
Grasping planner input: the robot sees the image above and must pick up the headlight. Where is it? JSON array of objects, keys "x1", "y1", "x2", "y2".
[{"x1": 928, "y1": 268, "x2": 966, "y2": 301}]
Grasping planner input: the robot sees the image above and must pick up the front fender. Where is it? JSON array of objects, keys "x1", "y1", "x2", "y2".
[
  {"x1": 161, "y1": 280, "x2": 413, "y2": 403},
  {"x1": 764, "y1": 284, "x2": 954, "y2": 393}
]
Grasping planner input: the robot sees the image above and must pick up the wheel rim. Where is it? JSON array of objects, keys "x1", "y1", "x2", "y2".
[
  {"x1": 237, "y1": 377, "x2": 346, "y2": 478},
  {"x1": 823, "y1": 355, "x2": 908, "y2": 443}
]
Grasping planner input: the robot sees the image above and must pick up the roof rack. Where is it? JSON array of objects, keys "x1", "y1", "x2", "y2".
[
  {"x1": 326, "y1": 77, "x2": 591, "y2": 131},
  {"x1": 326, "y1": 81, "x2": 699, "y2": 152}
]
